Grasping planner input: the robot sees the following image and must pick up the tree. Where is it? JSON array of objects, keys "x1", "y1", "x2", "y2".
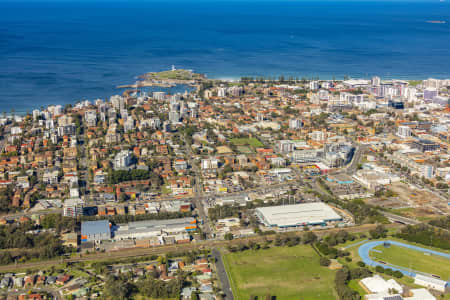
[
  {"x1": 303, "y1": 231, "x2": 317, "y2": 244},
  {"x1": 396, "y1": 224, "x2": 450, "y2": 249},
  {"x1": 274, "y1": 236, "x2": 282, "y2": 246},
  {"x1": 190, "y1": 291, "x2": 200, "y2": 300},
  {"x1": 369, "y1": 225, "x2": 387, "y2": 239},
  {"x1": 334, "y1": 266, "x2": 360, "y2": 300},
  {"x1": 436, "y1": 182, "x2": 448, "y2": 190},
  {"x1": 224, "y1": 233, "x2": 234, "y2": 240},
  {"x1": 320, "y1": 257, "x2": 331, "y2": 266},
  {"x1": 103, "y1": 275, "x2": 133, "y2": 300},
  {"x1": 393, "y1": 270, "x2": 403, "y2": 278},
  {"x1": 223, "y1": 164, "x2": 233, "y2": 174}
]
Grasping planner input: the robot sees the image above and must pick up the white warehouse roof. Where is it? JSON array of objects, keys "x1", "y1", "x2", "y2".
[
  {"x1": 360, "y1": 275, "x2": 403, "y2": 294},
  {"x1": 414, "y1": 274, "x2": 447, "y2": 288},
  {"x1": 255, "y1": 202, "x2": 342, "y2": 228}
]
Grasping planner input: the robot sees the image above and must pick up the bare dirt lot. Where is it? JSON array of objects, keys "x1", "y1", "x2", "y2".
[{"x1": 367, "y1": 182, "x2": 449, "y2": 220}]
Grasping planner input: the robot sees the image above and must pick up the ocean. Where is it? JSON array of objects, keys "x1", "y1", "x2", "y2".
[{"x1": 0, "y1": 0, "x2": 449, "y2": 113}]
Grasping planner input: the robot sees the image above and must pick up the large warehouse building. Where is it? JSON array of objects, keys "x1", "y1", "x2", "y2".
[
  {"x1": 81, "y1": 220, "x2": 111, "y2": 243},
  {"x1": 255, "y1": 202, "x2": 342, "y2": 228},
  {"x1": 113, "y1": 217, "x2": 197, "y2": 240}
]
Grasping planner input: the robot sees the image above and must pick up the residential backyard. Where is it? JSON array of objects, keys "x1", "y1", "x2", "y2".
[{"x1": 223, "y1": 245, "x2": 337, "y2": 300}]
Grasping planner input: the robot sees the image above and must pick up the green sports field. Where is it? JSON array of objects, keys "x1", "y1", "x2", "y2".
[
  {"x1": 370, "y1": 244, "x2": 450, "y2": 279},
  {"x1": 230, "y1": 138, "x2": 264, "y2": 148},
  {"x1": 223, "y1": 245, "x2": 337, "y2": 300}
]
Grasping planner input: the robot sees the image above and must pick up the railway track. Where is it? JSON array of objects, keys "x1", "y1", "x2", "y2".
[{"x1": 0, "y1": 223, "x2": 402, "y2": 272}]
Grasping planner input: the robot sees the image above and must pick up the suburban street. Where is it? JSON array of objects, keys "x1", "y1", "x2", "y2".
[{"x1": 212, "y1": 248, "x2": 234, "y2": 300}]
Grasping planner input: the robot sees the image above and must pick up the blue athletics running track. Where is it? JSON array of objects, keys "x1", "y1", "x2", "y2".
[{"x1": 358, "y1": 240, "x2": 450, "y2": 284}]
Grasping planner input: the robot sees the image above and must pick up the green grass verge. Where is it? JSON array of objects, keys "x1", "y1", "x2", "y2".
[
  {"x1": 348, "y1": 279, "x2": 366, "y2": 297},
  {"x1": 223, "y1": 245, "x2": 337, "y2": 300}
]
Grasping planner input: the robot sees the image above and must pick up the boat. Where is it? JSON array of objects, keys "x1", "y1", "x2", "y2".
[{"x1": 426, "y1": 20, "x2": 446, "y2": 24}]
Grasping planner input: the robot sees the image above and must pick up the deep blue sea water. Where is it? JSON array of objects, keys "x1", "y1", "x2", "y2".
[{"x1": 0, "y1": 0, "x2": 449, "y2": 113}]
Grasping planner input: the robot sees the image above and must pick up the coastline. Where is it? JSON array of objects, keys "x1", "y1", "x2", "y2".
[
  {"x1": 2, "y1": 72, "x2": 449, "y2": 115},
  {"x1": 2, "y1": 0, "x2": 450, "y2": 114}
]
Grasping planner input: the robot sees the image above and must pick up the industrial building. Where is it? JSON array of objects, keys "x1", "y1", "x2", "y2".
[
  {"x1": 325, "y1": 174, "x2": 373, "y2": 200},
  {"x1": 113, "y1": 217, "x2": 197, "y2": 240},
  {"x1": 414, "y1": 274, "x2": 447, "y2": 292},
  {"x1": 353, "y1": 169, "x2": 401, "y2": 190},
  {"x1": 360, "y1": 275, "x2": 403, "y2": 295},
  {"x1": 255, "y1": 202, "x2": 342, "y2": 228},
  {"x1": 81, "y1": 220, "x2": 111, "y2": 243}
]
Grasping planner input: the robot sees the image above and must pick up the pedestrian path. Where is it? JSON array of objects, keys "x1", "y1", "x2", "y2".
[{"x1": 342, "y1": 239, "x2": 368, "y2": 250}]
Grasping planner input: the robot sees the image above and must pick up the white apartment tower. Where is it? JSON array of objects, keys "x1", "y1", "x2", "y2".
[
  {"x1": 371, "y1": 76, "x2": 381, "y2": 86},
  {"x1": 397, "y1": 126, "x2": 412, "y2": 138}
]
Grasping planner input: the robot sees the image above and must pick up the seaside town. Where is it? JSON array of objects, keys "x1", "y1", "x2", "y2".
[{"x1": 0, "y1": 69, "x2": 449, "y2": 300}]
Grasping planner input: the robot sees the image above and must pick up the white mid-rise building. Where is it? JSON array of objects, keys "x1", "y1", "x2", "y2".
[
  {"x1": 201, "y1": 158, "x2": 219, "y2": 170},
  {"x1": 397, "y1": 126, "x2": 412, "y2": 138},
  {"x1": 371, "y1": 76, "x2": 381, "y2": 86},
  {"x1": 318, "y1": 89, "x2": 329, "y2": 100},
  {"x1": 114, "y1": 150, "x2": 132, "y2": 170},
  {"x1": 110, "y1": 95, "x2": 125, "y2": 111},
  {"x1": 309, "y1": 81, "x2": 319, "y2": 90},
  {"x1": 218, "y1": 87, "x2": 226, "y2": 98},
  {"x1": 153, "y1": 91, "x2": 166, "y2": 101},
  {"x1": 289, "y1": 119, "x2": 303, "y2": 130},
  {"x1": 277, "y1": 140, "x2": 295, "y2": 153},
  {"x1": 423, "y1": 88, "x2": 438, "y2": 101},
  {"x1": 310, "y1": 130, "x2": 326, "y2": 142},
  {"x1": 169, "y1": 111, "x2": 180, "y2": 124}
]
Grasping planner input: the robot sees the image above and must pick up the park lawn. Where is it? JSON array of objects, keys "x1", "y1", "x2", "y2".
[
  {"x1": 370, "y1": 244, "x2": 450, "y2": 279},
  {"x1": 146, "y1": 69, "x2": 194, "y2": 80},
  {"x1": 161, "y1": 186, "x2": 172, "y2": 195},
  {"x1": 230, "y1": 138, "x2": 264, "y2": 148},
  {"x1": 348, "y1": 279, "x2": 366, "y2": 297},
  {"x1": 388, "y1": 207, "x2": 415, "y2": 217},
  {"x1": 223, "y1": 245, "x2": 337, "y2": 300},
  {"x1": 237, "y1": 145, "x2": 254, "y2": 154}
]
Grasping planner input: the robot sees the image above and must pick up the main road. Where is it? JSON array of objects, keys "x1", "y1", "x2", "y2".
[
  {"x1": 183, "y1": 133, "x2": 213, "y2": 238},
  {"x1": 212, "y1": 248, "x2": 234, "y2": 300},
  {"x1": 381, "y1": 211, "x2": 421, "y2": 225}
]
